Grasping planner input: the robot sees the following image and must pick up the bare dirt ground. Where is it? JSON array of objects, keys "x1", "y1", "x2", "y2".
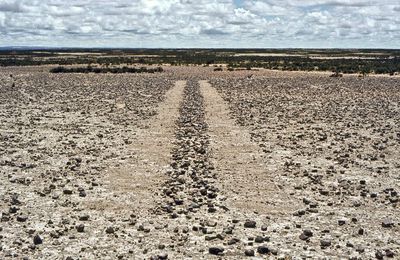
[
  {"x1": 201, "y1": 80, "x2": 300, "y2": 215},
  {"x1": 104, "y1": 80, "x2": 184, "y2": 215},
  {"x1": 0, "y1": 66, "x2": 399, "y2": 259}
]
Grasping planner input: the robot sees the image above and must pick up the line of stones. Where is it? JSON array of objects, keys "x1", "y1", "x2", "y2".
[{"x1": 159, "y1": 80, "x2": 224, "y2": 218}]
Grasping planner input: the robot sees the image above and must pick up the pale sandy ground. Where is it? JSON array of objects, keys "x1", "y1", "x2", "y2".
[{"x1": 201, "y1": 80, "x2": 300, "y2": 216}]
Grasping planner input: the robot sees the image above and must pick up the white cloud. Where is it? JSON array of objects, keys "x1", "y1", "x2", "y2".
[{"x1": 0, "y1": 0, "x2": 398, "y2": 48}]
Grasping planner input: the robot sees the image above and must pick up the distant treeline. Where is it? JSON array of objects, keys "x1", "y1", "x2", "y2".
[
  {"x1": 227, "y1": 57, "x2": 400, "y2": 75},
  {"x1": 50, "y1": 66, "x2": 163, "y2": 74},
  {"x1": 1, "y1": 49, "x2": 399, "y2": 75}
]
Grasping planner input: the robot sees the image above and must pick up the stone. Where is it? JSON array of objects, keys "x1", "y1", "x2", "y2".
[
  {"x1": 158, "y1": 252, "x2": 168, "y2": 259},
  {"x1": 261, "y1": 225, "x2": 268, "y2": 231},
  {"x1": 209, "y1": 246, "x2": 224, "y2": 255},
  {"x1": 375, "y1": 251, "x2": 384, "y2": 259},
  {"x1": 320, "y1": 239, "x2": 331, "y2": 247},
  {"x1": 255, "y1": 236, "x2": 265, "y2": 243},
  {"x1": 76, "y1": 224, "x2": 84, "y2": 233},
  {"x1": 382, "y1": 219, "x2": 394, "y2": 228},
  {"x1": 244, "y1": 249, "x2": 255, "y2": 256},
  {"x1": 303, "y1": 229, "x2": 313, "y2": 237},
  {"x1": 385, "y1": 249, "x2": 395, "y2": 258},
  {"x1": 299, "y1": 233, "x2": 309, "y2": 241},
  {"x1": 17, "y1": 215, "x2": 28, "y2": 222},
  {"x1": 244, "y1": 220, "x2": 256, "y2": 228},
  {"x1": 257, "y1": 246, "x2": 270, "y2": 254},
  {"x1": 106, "y1": 227, "x2": 115, "y2": 234},
  {"x1": 33, "y1": 235, "x2": 43, "y2": 245},
  {"x1": 227, "y1": 238, "x2": 240, "y2": 245},
  {"x1": 9, "y1": 206, "x2": 19, "y2": 214},
  {"x1": 63, "y1": 189, "x2": 73, "y2": 195},
  {"x1": 79, "y1": 214, "x2": 89, "y2": 221}
]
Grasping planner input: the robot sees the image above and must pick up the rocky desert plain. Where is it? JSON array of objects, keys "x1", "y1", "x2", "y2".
[{"x1": 0, "y1": 66, "x2": 399, "y2": 259}]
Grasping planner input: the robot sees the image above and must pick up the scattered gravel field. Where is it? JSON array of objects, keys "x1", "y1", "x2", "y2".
[{"x1": 0, "y1": 66, "x2": 399, "y2": 259}]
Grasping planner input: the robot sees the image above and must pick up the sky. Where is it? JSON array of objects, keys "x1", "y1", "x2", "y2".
[{"x1": 0, "y1": 0, "x2": 399, "y2": 48}]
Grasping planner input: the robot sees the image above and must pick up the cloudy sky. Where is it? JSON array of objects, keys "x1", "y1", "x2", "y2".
[{"x1": 0, "y1": 0, "x2": 399, "y2": 48}]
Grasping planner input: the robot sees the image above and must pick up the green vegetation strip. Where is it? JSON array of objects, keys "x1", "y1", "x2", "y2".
[{"x1": 49, "y1": 66, "x2": 163, "y2": 74}]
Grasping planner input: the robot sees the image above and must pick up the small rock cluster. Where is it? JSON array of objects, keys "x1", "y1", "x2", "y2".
[{"x1": 160, "y1": 80, "x2": 221, "y2": 216}]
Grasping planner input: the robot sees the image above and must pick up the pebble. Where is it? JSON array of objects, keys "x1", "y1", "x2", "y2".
[
  {"x1": 244, "y1": 220, "x2": 256, "y2": 228},
  {"x1": 33, "y1": 235, "x2": 43, "y2": 245},
  {"x1": 209, "y1": 246, "x2": 224, "y2": 255},
  {"x1": 255, "y1": 236, "x2": 264, "y2": 243},
  {"x1": 105, "y1": 227, "x2": 115, "y2": 234},
  {"x1": 79, "y1": 214, "x2": 90, "y2": 221},
  {"x1": 261, "y1": 225, "x2": 268, "y2": 231},
  {"x1": 257, "y1": 245, "x2": 270, "y2": 254},
  {"x1": 16, "y1": 215, "x2": 28, "y2": 222},
  {"x1": 244, "y1": 249, "x2": 255, "y2": 256},
  {"x1": 76, "y1": 224, "x2": 85, "y2": 233},
  {"x1": 382, "y1": 219, "x2": 394, "y2": 228},
  {"x1": 320, "y1": 239, "x2": 332, "y2": 247},
  {"x1": 300, "y1": 229, "x2": 313, "y2": 240},
  {"x1": 63, "y1": 189, "x2": 73, "y2": 195},
  {"x1": 227, "y1": 238, "x2": 240, "y2": 245},
  {"x1": 158, "y1": 252, "x2": 168, "y2": 259}
]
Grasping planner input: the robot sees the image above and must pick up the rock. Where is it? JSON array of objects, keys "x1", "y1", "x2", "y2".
[
  {"x1": 244, "y1": 220, "x2": 256, "y2": 228},
  {"x1": 63, "y1": 189, "x2": 73, "y2": 195},
  {"x1": 33, "y1": 235, "x2": 43, "y2": 245},
  {"x1": 255, "y1": 236, "x2": 264, "y2": 243},
  {"x1": 76, "y1": 224, "x2": 84, "y2": 233},
  {"x1": 319, "y1": 190, "x2": 329, "y2": 196},
  {"x1": 293, "y1": 210, "x2": 306, "y2": 216},
  {"x1": 257, "y1": 245, "x2": 270, "y2": 254},
  {"x1": 205, "y1": 235, "x2": 218, "y2": 241},
  {"x1": 244, "y1": 249, "x2": 255, "y2": 256},
  {"x1": 79, "y1": 214, "x2": 89, "y2": 221},
  {"x1": 261, "y1": 225, "x2": 268, "y2": 231},
  {"x1": 9, "y1": 206, "x2": 19, "y2": 214},
  {"x1": 105, "y1": 227, "x2": 115, "y2": 234},
  {"x1": 158, "y1": 252, "x2": 168, "y2": 259},
  {"x1": 1, "y1": 212, "x2": 10, "y2": 222},
  {"x1": 299, "y1": 233, "x2": 309, "y2": 241},
  {"x1": 320, "y1": 239, "x2": 331, "y2": 247},
  {"x1": 17, "y1": 215, "x2": 28, "y2": 222},
  {"x1": 209, "y1": 246, "x2": 224, "y2": 255},
  {"x1": 299, "y1": 229, "x2": 313, "y2": 240},
  {"x1": 375, "y1": 251, "x2": 384, "y2": 259},
  {"x1": 206, "y1": 220, "x2": 217, "y2": 227},
  {"x1": 270, "y1": 248, "x2": 278, "y2": 255},
  {"x1": 385, "y1": 249, "x2": 395, "y2": 258},
  {"x1": 227, "y1": 238, "x2": 240, "y2": 245},
  {"x1": 382, "y1": 219, "x2": 394, "y2": 228}
]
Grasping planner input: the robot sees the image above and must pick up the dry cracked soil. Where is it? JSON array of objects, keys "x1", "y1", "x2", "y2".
[{"x1": 0, "y1": 66, "x2": 399, "y2": 259}]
